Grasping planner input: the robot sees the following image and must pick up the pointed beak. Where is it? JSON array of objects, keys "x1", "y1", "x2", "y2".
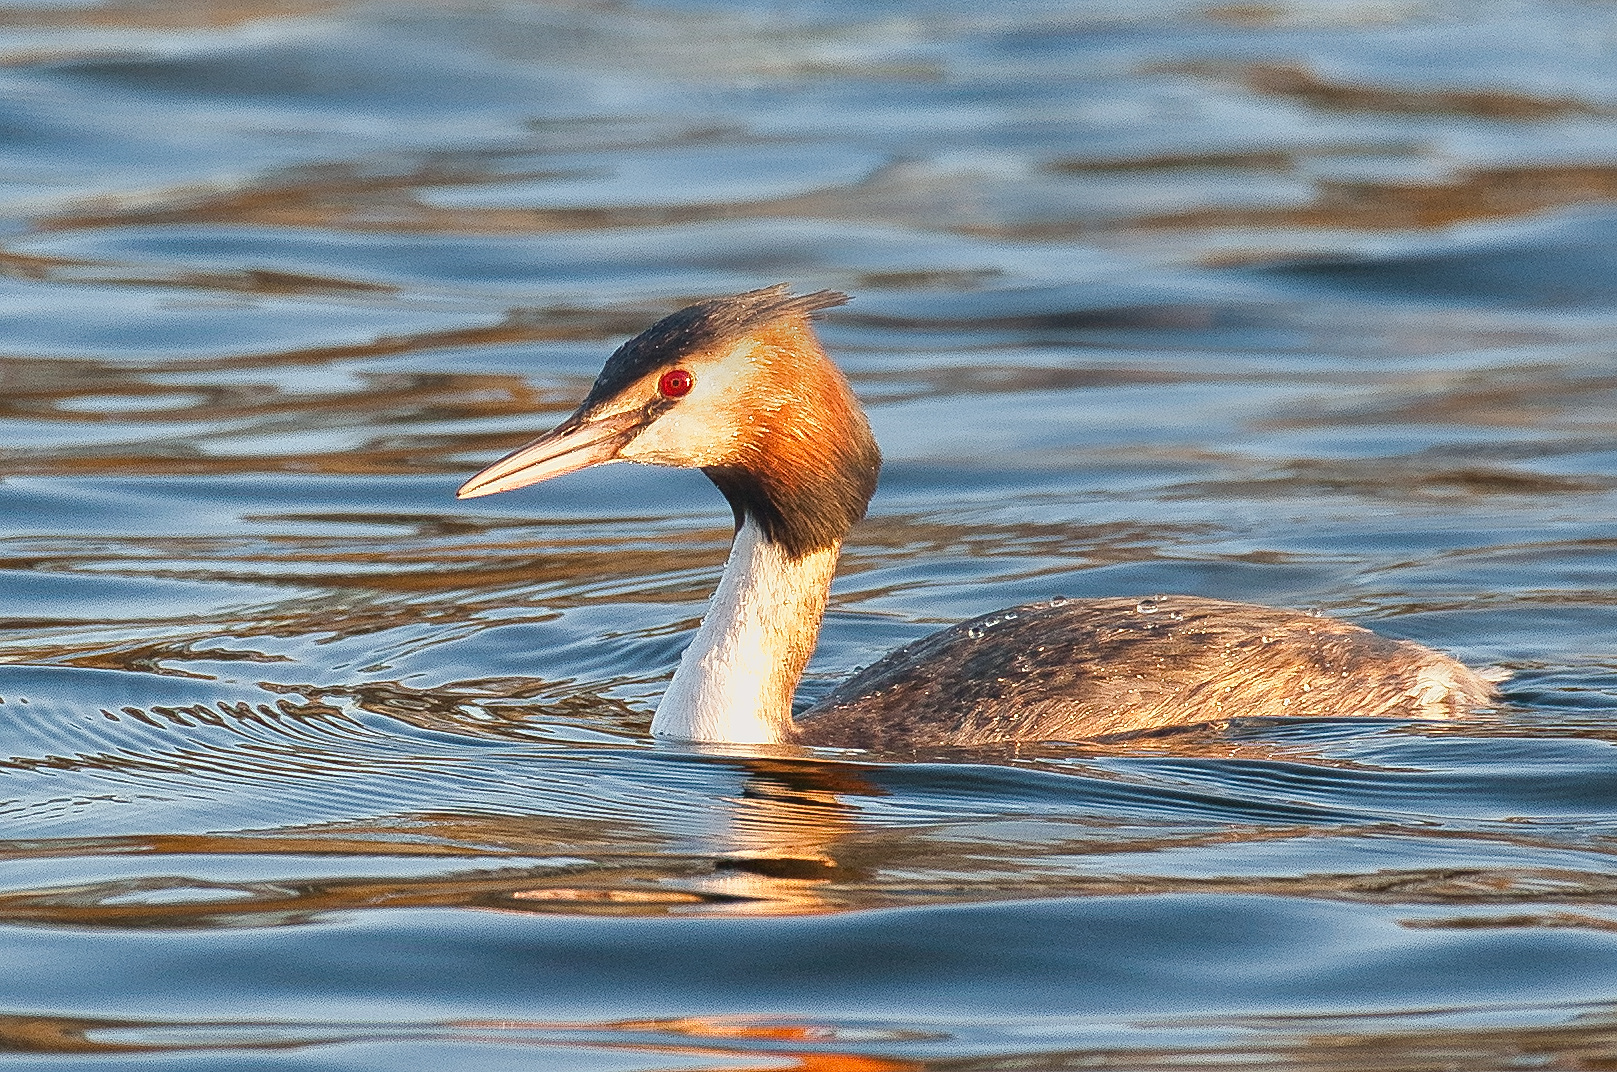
[{"x1": 456, "y1": 408, "x2": 645, "y2": 499}]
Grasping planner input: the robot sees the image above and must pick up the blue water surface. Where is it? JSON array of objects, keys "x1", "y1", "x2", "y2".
[{"x1": 3, "y1": 1, "x2": 1617, "y2": 1068}]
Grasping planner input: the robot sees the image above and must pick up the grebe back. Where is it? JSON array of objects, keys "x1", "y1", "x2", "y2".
[{"x1": 457, "y1": 285, "x2": 1496, "y2": 749}]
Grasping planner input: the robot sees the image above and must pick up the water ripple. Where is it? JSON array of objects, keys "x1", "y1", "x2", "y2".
[{"x1": 5, "y1": 0, "x2": 1617, "y2": 1067}]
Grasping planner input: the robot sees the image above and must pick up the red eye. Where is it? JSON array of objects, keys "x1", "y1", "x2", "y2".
[{"x1": 658, "y1": 368, "x2": 694, "y2": 398}]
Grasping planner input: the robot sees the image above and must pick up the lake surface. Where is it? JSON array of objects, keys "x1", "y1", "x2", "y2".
[{"x1": 4, "y1": 1, "x2": 1617, "y2": 1068}]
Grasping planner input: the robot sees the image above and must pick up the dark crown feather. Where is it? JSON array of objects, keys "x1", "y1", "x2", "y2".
[{"x1": 580, "y1": 284, "x2": 849, "y2": 411}]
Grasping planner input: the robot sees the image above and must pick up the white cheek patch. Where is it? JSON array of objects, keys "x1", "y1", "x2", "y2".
[
  {"x1": 616, "y1": 341, "x2": 759, "y2": 468},
  {"x1": 620, "y1": 403, "x2": 739, "y2": 467}
]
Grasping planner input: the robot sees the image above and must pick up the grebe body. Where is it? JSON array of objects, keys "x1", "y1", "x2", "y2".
[
  {"x1": 798, "y1": 594, "x2": 1491, "y2": 750},
  {"x1": 458, "y1": 286, "x2": 1495, "y2": 749}
]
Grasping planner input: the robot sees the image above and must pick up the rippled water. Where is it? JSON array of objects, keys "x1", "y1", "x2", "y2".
[{"x1": 4, "y1": 1, "x2": 1617, "y2": 1068}]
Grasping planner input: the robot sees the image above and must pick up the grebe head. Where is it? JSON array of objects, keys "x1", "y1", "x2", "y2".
[{"x1": 458, "y1": 284, "x2": 880, "y2": 557}]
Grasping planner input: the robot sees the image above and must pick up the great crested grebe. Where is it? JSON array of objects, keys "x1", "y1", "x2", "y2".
[{"x1": 458, "y1": 285, "x2": 1496, "y2": 750}]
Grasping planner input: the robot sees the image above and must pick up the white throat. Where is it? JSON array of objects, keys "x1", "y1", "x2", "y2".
[{"x1": 651, "y1": 518, "x2": 840, "y2": 745}]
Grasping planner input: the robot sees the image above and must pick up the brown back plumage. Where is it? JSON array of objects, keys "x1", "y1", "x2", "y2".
[{"x1": 798, "y1": 595, "x2": 1497, "y2": 750}]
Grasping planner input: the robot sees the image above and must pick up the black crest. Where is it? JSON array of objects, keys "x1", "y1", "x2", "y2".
[{"x1": 579, "y1": 284, "x2": 850, "y2": 411}]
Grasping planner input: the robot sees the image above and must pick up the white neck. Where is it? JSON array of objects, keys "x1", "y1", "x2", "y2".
[{"x1": 651, "y1": 518, "x2": 840, "y2": 745}]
